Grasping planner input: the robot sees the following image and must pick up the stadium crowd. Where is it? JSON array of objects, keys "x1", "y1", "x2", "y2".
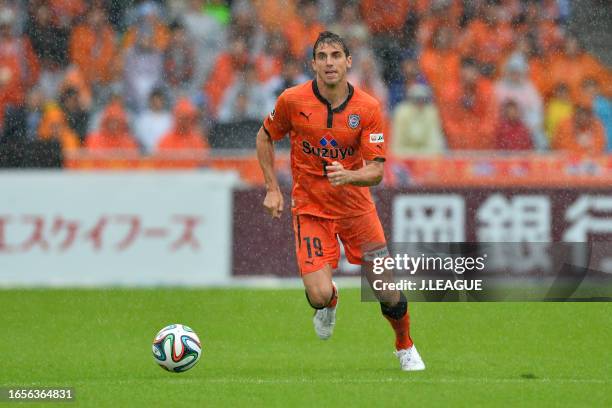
[{"x1": 0, "y1": 0, "x2": 610, "y2": 161}]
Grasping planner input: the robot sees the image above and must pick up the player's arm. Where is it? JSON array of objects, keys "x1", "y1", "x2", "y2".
[
  {"x1": 256, "y1": 93, "x2": 291, "y2": 219},
  {"x1": 326, "y1": 160, "x2": 383, "y2": 187},
  {"x1": 256, "y1": 127, "x2": 283, "y2": 218}
]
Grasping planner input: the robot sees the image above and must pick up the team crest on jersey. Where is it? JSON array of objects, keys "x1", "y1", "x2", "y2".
[{"x1": 347, "y1": 114, "x2": 360, "y2": 129}]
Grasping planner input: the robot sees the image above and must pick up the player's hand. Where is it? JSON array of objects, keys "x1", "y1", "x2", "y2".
[
  {"x1": 263, "y1": 189, "x2": 284, "y2": 219},
  {"x1": 326, "y1": 161, "x2": 353, "y2": 186}
]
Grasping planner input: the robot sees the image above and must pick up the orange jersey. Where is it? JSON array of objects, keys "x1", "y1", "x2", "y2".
[{"x1": 263, "y1": 80, "x2": 385, "y2": 219}]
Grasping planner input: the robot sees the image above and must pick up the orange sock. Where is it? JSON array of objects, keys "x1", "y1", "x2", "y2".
[{"x1": 384, "y1": 313, "x2": 413, "y2": 351}]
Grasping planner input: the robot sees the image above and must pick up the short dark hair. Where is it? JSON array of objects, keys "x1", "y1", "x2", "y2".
[
  {"x1": 169, "y1": 19, "x2": 184, "y2": 32},
  {"x1": 502, "y1": 99, "x2": 519, "y2": 109},
  {"x1": 149, "y1": 87, "x2": 166, "y2": 102},
  {"x1": 575, "y1": 105, "x2": 592, "y2": 116},
  {"x1": 60, "y1": 87, "x2": 79, "y2": 99},
  {"x1": 312, "y1": 31, "x2": 350, "y2": 59},
  {"x1": 460, "y1": 57, "x2": 478, "y2": 69}
]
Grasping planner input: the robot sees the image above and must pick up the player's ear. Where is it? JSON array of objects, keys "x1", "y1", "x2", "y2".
[
  {"x1": 346, "y1": 55, "x2": 352, "y2": 69},
  {"x1": 310, "y1": 58, "x2": 316, "y2": 73}
]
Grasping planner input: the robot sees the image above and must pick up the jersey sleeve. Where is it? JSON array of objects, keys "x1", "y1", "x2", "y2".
[
  {"x1": 360, "y1": 103, "x2": 386, "y2": 162},
  {"x1": 262, "y1": 91, "x2": 291, "y2": 141}
]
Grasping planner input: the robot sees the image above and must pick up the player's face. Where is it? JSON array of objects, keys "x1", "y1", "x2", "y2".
[{"x1": 311, "y1": 42, "x2": 352, "y2": 87}]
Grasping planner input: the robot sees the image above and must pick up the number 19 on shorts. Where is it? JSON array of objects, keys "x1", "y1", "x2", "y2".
[{"x1": 303, "y1": 237, "x2": 323, "y2": 258}]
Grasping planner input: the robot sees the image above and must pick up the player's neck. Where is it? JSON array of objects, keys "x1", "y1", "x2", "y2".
[{"x1": 315, "y1": 77, "x2": 349, "y2": 110}]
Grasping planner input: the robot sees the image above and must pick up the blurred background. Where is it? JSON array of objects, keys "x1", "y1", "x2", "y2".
[
  {"x1": 0, "y1": 0, "x2": 611, "y2": 284},
  {"x1": 0, "y1": 0, "x2": 610, "y2": 180}
]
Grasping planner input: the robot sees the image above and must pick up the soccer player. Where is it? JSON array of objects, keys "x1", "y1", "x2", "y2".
[{"x1": 255, "y1": 31, "x2": 425, "y2": 371}]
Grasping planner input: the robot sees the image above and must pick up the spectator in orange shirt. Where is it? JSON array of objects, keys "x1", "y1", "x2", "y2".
[
  {"x1": 284, "y1": 0, "x2": 325, "y2": 60},
  {"x1": 361, "y1": 0, "x2": 410, "y2": 36},
  {"x1": 439, "y1": 58, "x2": 497, "y2": 150},
  {"x1": 0, "y1": 8, "x2": 39, "y2": 126},
  {"x1": 515, "y1": 2, "x2": 564, "y2": 59},
  {"x1": 460, "y1": 2, "x2": 514, "y2": 78},
  {"x1": 85, "y1": 103, "x2": 139, "y2": 151},
  {"x1": 204, "y1": 36, "x2": 248, "y2": 118},
  {"x1": 38, "y1": 105, "x2": 80, "y2": 153},
  {"x1": 157, "y1": 98, "x2": 209, "y2": 152},
  {"x1": 49, "y1": 0, "x2": 86, "y2": 27},
  {"x1": 552, "y1": 105, "x2": 606, "y2": 155},
  {"x1": 417, "y1": 0, "x2": 462, "y2": 49},
  {"x1": 361, "y1": 0, "x2": 410, "y2": 83},
  {"x1": 420, "y1": 26, "x2": 461, "y2": 102},
  {"x1": 252, "y1": 0, "x2": 297, "y2": 33},
  {"x1": 69, "y1": 5, "x2": 118, "y2": 87},
  {"x1": 541, "y1": 0, "x2": 563, "y2": 22},
  {"x1": 253, "y1": 32, "x2": 288, "y2": 83},
  {"x1": 548, "y1": 34, "x2": 610, "y2": 102}
]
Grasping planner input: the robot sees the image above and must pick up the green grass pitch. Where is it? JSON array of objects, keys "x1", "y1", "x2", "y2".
[{"x1": 1, "y1": 288, "x2": 610, "y2": 407}]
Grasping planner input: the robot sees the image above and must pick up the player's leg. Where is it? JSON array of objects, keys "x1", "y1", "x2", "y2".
[
  {"x1": 293, "y1": 215, "x2": 340, "y2": 339},
  {"x1": 339, "y1": 211, "x2": 425, "y2": 370},
  {"x1": 303, "y1": 265, "x2": 339, "y2": 340},
  {"x1": 302, "y1": 264, "x2": 336, "y2": 309},
  {"x1": 366, "y1": 269, "x2": 424, "y2": 371}
]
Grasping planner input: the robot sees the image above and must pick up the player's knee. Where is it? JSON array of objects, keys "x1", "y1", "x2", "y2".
[{"x1": 305, "y1": 285, "x2": 333, "y2": 309}]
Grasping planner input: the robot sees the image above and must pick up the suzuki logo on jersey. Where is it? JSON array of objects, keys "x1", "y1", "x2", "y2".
[{"x1": 302, "y1": 133, "x2": 355, "y2": 160}]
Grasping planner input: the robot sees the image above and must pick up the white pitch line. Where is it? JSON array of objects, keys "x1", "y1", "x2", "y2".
[
  {"x1": 62, "y1": 377, "x2": 611, "y2": 386},
  {"x1": 199, "y1": 377, "x2": 610, "y2": 385}
]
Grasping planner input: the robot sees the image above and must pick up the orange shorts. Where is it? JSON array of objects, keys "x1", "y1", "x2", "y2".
[{"x1": 293, "y1": 210, "x2": 387, "y2": 276}]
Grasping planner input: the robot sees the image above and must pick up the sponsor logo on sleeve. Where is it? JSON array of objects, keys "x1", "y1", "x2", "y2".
[
  {"x1": 269, "y1": 109, "x2": 275, "y2": 121},
  {"x1": 369, "y1": 133, "x2": 384, "y2": 143}
]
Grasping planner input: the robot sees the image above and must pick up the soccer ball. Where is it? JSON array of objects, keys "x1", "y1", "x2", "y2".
[{"x1": 152, "y1": 324, "x2": 202, "y2": 372}]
